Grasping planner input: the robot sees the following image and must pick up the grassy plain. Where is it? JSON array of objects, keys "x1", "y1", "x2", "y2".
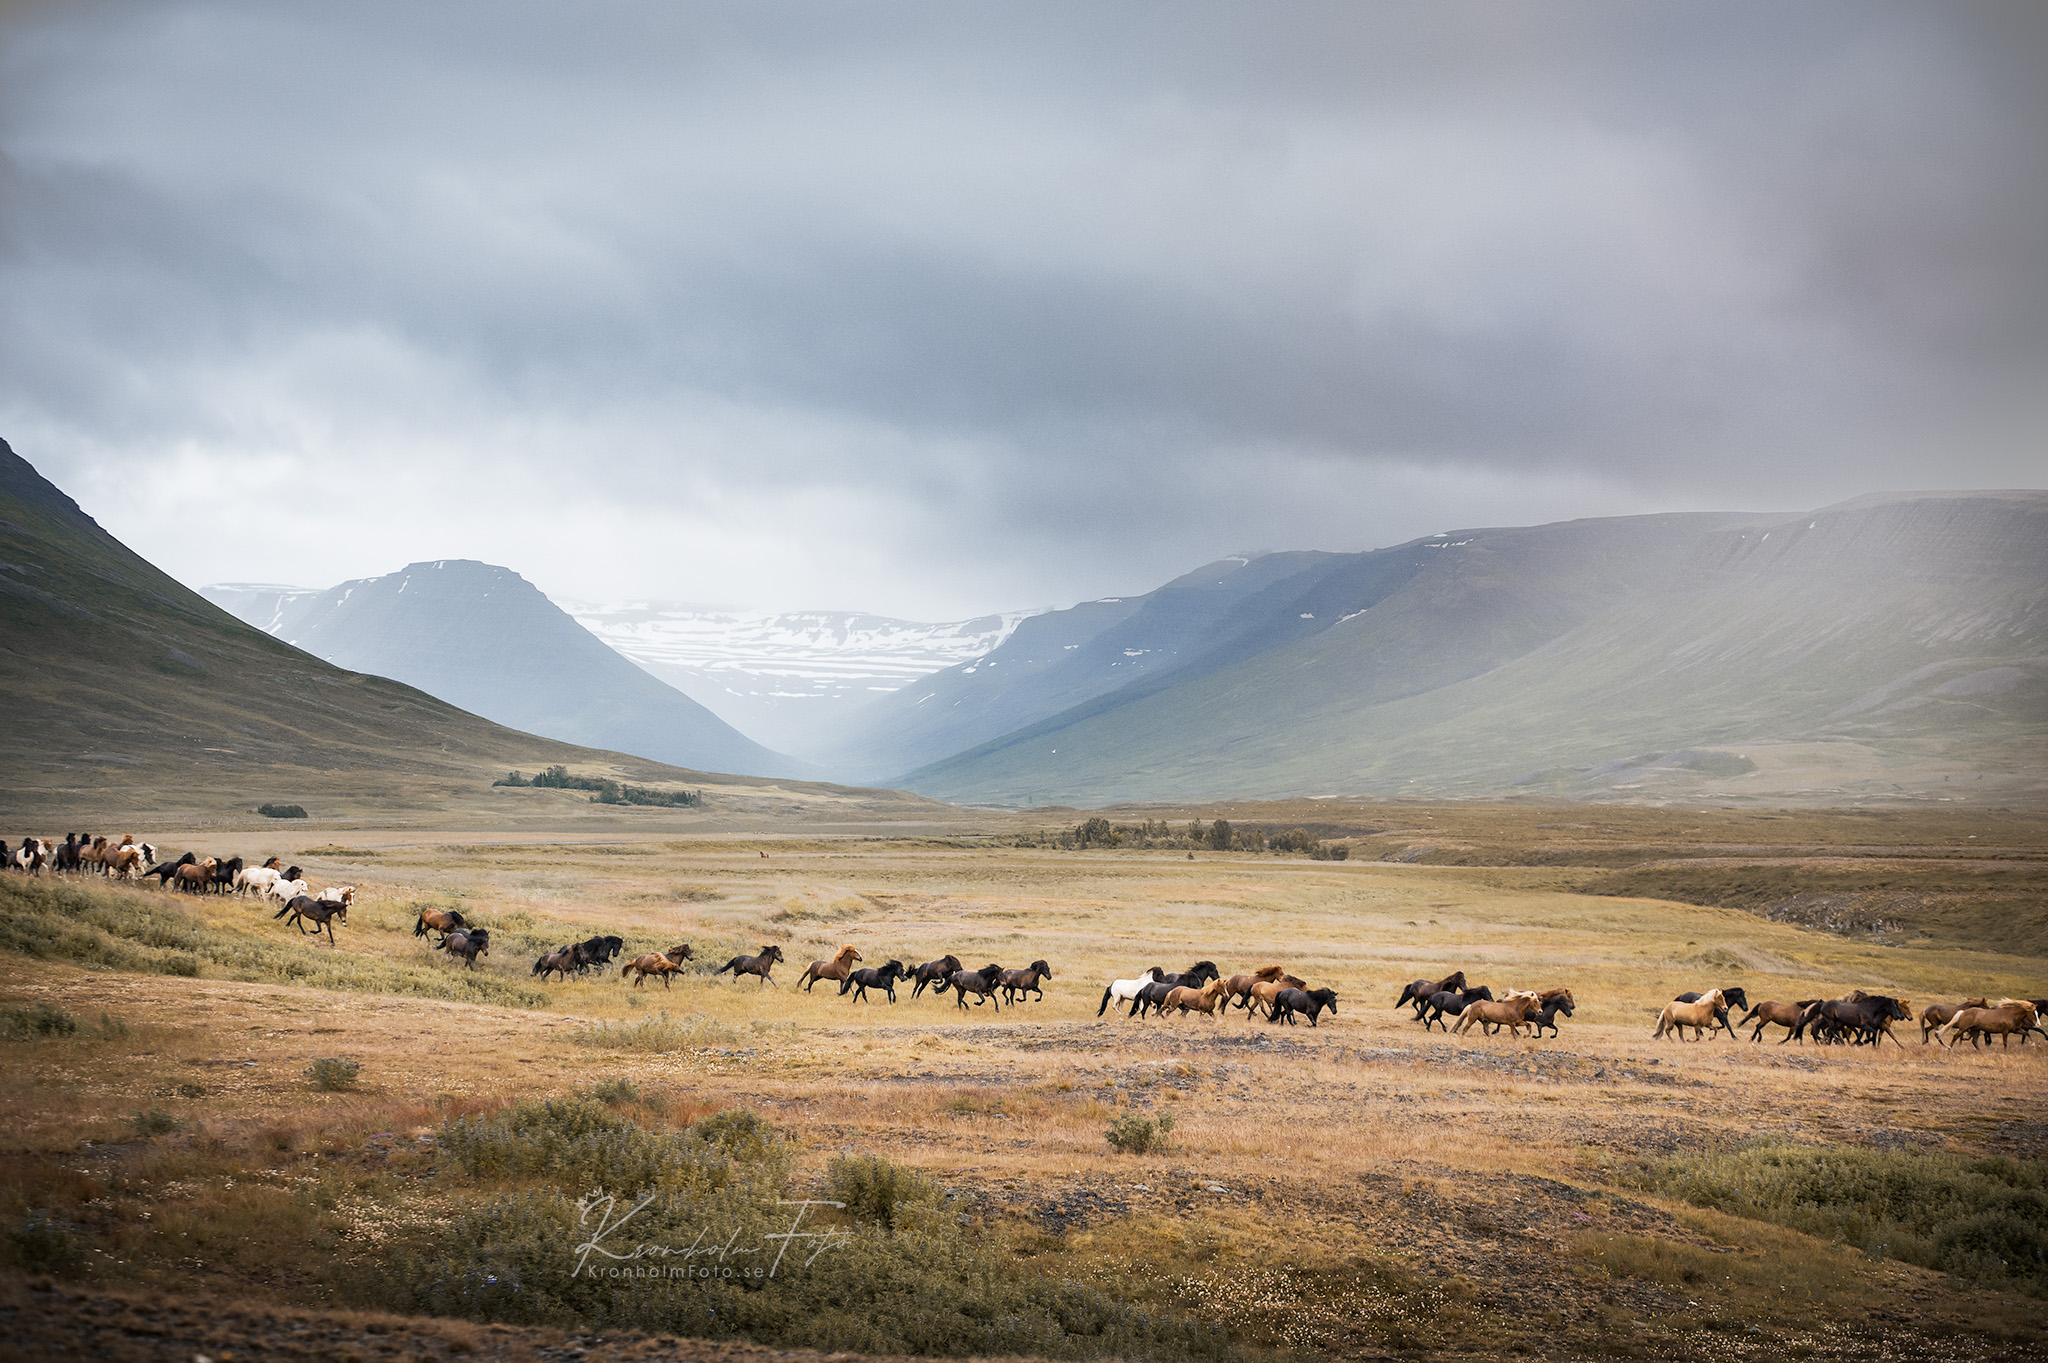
[{"x1": 2, "y1": 803, "x2": 2046, "y2": 1361}]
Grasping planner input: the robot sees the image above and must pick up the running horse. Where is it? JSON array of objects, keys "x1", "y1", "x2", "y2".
[{"x1": 713, "y1": 944, "x2": 785, "y2": 986}]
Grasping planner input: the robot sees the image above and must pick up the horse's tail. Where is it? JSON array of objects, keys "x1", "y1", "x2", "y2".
[
  {"x1": 413, "y1": 913, "x2": 427, "y2": 937},
  {"x1": 712, "y1": 958, "x2": 736, "y2": 977},
  {"x1": 1097, "y1": 985, "x2": 1115, "y2": 1017},
  {"x1": 272, "y1": 902, "x2": 290, "y2": 920},
  {"x1": 839, "y1": 976, "x2": 854, "y2": 995}
]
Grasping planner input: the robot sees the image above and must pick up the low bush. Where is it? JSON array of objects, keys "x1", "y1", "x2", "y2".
[
  {"x1": 1105, "y1": 1110, "x2": 1175, "y2": 1155},
  {"x1": 131, "y1": 1108, "x2": 180, "y2": 1136},
  {"x1": 1624, "y1": 1140, "x2": 2048, "y2": 1296},
  {"x1": 3, "y1": 1211, "x2": 87, "y2": 1275},
  {"x1": 305, "y1": 1057, "x2": 362, "y2": 1091},
  {"x1": 257, "y1": 803, "x2": 309, "y2": 819},
  {"x1": 826, "y1": 1152, "x2": 945, "y2": 1230},
  {"x1": 357, "y1": 1108, "x2": 1232, "y2": 1361},
  {"x1": 0, "y1": 1001, "x2": 78, "y2": 1039}
]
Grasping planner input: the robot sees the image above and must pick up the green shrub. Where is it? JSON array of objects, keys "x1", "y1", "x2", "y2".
[
  {"x1": 568, "y1": 1011, "x2": 792, "y2": 1053},
  {"x1": 1625, "y1": 1140, "x2": 2048, "y2": 1296},
  {"x1": 826, "y1": 1153, "x2": 945, "y2": 1230},
  {"x1": 257, "y1": 803, "x2": 309, "y2": 818},
  {"x1": 1105, "y1": 1110, "x2": 1175, "y2": 1155},
  {"x1": 131, "y1": 1108, "x2": 180, "y2": 1136},
  {"x1": 590, "y1": 1078, "x2": 639, "y2": 1106},
  {"x1": 355, "y1": 1106, "x2": 1232, "y2": 1362},
  {"x1": 4, "y1": 1211, "x2": 86, "y2": 1275},
  {"x1": 0, "y1": 1002, "x2": 79, "y2": 1039},
  {"x1": 305, "y1": 1057, "x2": 362, "y2": 1091}
]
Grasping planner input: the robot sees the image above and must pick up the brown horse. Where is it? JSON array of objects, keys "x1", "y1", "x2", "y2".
[
  {"x1": 1222, "y1": 965, "x2": 1285, "y2": 1011},
  {"x1": 1653, "y1": 989, "x2": 1726, "y2": 1041},
  {"x1": 1452, "y1": 994, "x2": 1539, "y2": 1037},
  {"x1": 414, "y1": 907, "x2": 469, "y2": 940},
  {"x1": 437, "y1": 927, "x2": 490, "y2": 969},
  {"x1": 1246, "y1": 974, "x2": 1309, "y2": 1019},
  {"x1": 172, "y1": 858, "x2": 217, "y2": 893},
  {"x1": 1940, "y1": 1001, "x2": 2044, "y2": 1049},
  {"x1": 1163, "y1": 978, "x2": 1228, "y2": 1018},
  {"x1": 1000, "y1": 960, "x2": 1053, "y2": 1004},
  {"x1": 623, "y1": 945, "x2": 693, "y2": 989},
  {"x1": 1396, "y1": 970, "x2": 1467, "y2": 1016},
  {"x1": 274, "y1": 894, "x2": 347, "y2": 947},
  {"x1": 714, "y1": 944, "x2": 785, "y2": 985},
  {"x1": 1741, "y1": 999, "x2": 1823, "y2": 1043},
  {"x1": 798, "y1": 945, "x2": 862, "y2": 992},
  {"x1": 1919, "y1": 999, "x2": 1988, "y2": 1043}
]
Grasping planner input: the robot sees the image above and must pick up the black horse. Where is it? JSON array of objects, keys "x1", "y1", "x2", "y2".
[
  {"x1": 1396, "y1": 971, "x2": 1468, "y2": 1018},
  {"x1": 146, "y1": 851, "x2": 196, "y2": 886},
  {"x1": 274, "y1": 894, "x2": 347, "y2": 947},
  {"x1": 1419, "y1": 986, "x2": 1494, "y2": 1032},
  {"x1": 948, "y1": 963, "x2": 1006, "y2": 1011},
  {"x1": 1133, "y1": 961, "x2": 1221, "y2": 1019},
  {"x1": 1525, "y1": 995, "x2": 1574, "y2": 1039},
  {"x1": 438, "y1": 927, "x2": 490, "y2": 970},
  {"x1": 1269, "y1": 987, "x2": 1339, "y2": 1027},
  {"x1": 714, "y1": 944, "x2": 785, "y2": 985},
  {"x1": 910, "y1": 954, "x2": 962, "y2": 999},
  {"x1": 840, "y1": 959, "x2": 908, "y2": 1004},
  {"x1": 569, "y1": 935, "x2": 626, "y2": 975}
]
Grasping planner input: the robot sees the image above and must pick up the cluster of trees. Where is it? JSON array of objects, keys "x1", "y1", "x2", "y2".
[
  {"x1": 1017, "y1": 817, "x2": 1347, "y2": 859},
  {"x1": 494, "y1": 766, "x2": 702, "y2": 808}
]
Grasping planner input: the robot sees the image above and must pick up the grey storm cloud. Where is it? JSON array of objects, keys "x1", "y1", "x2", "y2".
[{"x1": 0, "y1": 1, "x2": 2042, "y2": 616}]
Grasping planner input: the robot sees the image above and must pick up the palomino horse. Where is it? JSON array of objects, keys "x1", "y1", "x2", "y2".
[
  {"x1": 714, "y1": 944, "x2": 785, "y2": 985},
  {"x1": 1098, "y1": 967, "x2": 1165, "y2": 1018},
  {"x1": 910, "y1": 954, "x2": 963, "y2": 999},
  {"x1": 798, "y1": 945, "x2": 861, "y2": 992},
  {"x1": 1653, "y1": 989, "x2": 1726, "y2": 1041},
  {"x1": 1419, "y1": 986, "x2": 1494, "y2": 1032},
  {"x1": 623, "y1": 945, "x2": 694, "y2": 989}
]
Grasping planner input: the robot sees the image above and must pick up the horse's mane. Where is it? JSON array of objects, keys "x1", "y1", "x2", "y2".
[{"x1": 833, "y1": 944, "x2": 859, "y2": 961}]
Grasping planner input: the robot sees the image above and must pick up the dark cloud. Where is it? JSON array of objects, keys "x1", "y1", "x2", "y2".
[{"x1": 1, "y1": 1, "x2": 2041, "y2": 616}]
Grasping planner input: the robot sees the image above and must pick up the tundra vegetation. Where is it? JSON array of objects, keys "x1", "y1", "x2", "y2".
[{"x1": 0, "y1": 801, "x2": 2044, "y2": 1361}]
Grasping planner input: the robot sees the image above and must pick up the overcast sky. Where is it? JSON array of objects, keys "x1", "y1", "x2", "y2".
[{"x1": 2, "y1": 2, "x2": 2042, "y2": 619}]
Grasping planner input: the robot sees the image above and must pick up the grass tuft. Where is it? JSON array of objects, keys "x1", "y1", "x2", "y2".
[{"x1": 305, "y1": 1057, "x2": 362, "y2": 1091}]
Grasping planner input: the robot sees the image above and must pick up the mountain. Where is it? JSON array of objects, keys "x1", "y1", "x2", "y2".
[
  {"x1": 203, "y1": 563, "x2": 798, "y2": 779},
  {"x1": 562, "y1": 603, "x2": 1037, "y2": 755},
  {"x1": 877, "y1": 495, "x2": 2048, "y2": 805},
  {"x1": 0, "y1": 439, "x2": 928, "y2": 822}
]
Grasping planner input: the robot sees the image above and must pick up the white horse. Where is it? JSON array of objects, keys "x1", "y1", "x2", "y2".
[
  {"x1": 265, "y1": 877, "x2": 309, "y2": 905},
  {"x1": 317, "y1": 885, "x2": 355, "y2": 908},
  {"x1": 11, "y1": 839, "x2": 49, "y2": 874},
  {"x1": 1097, "y1": 967, "x2": 1166, "y2": 1018},
  {"x1": 237, "y1": 866, "x2": 282, "y2": 897}
]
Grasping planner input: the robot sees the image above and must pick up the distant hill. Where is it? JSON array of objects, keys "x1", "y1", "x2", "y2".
[
  {"x1": 202, "y1": 563, "x2": 801, "y2": 779},
  {"x1": 872, "y1": 495, "x2": 2048, "y2": 805},
  {"x1": 0, "y1": 440, "x2": 926, "y2": 821},
  {"x1": 562, "y1": 602, "x2": 1037, "y2": 755}
]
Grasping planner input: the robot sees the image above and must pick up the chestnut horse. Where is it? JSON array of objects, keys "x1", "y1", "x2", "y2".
[
  {"x1": 1245, "y1": 974, "x2": 1310, "y2": 1019},
  {"x1": 798, "y1": 945, "x2": 862, "y2": 992},
  {"x1": 1452, "y1": 994, "x2": 1539, "y2": 1038},
  {"x1": 1940, "y1": 1001, "x2": 2044, "y2": 1049},
  {"x1": 1163, "y1": 978, "x2": 1228, "y2": 1018},
  {"x1": 1222, "y1": 965, "x2": 1286, "y2": 1011},
  {"x1": 623, "y1": 945, "x2": 694, "y2": 989},
  {"x1": 414, "y1": 907, "x2": 469, "y2": 941},
  {"x1": 1740, "y1": 999, "x2": 1822, "y2": 1044}
]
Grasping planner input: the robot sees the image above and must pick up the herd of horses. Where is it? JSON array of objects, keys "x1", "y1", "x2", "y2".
[
  {"x1": 1098, "y1": 961, "x2": 1341, "y2": 1026},
  {"x1": 703, "y1": 944, "x2": 1056, "y2": 1010},
  {"x1": 1645, "y1": 984, "x2": 2048, "y2": 1049},
  {"x1": 6, "y1": 834, "x2": 361, "y2": 947},
  {"x1": 13, "y1": 838, "x2": 2045, "y2": 1053}
]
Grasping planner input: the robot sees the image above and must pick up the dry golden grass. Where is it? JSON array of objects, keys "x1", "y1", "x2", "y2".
[{"x1": 3, "y1": 808, "x2": 2046, "y2": 1359}]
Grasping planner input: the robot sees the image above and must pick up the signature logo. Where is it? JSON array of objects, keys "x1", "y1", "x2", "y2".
[{"x1": 571, "y1": 1191, "x2": 854, "y2": 1280}]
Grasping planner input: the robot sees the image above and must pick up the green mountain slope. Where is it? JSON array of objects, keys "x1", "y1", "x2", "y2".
[
  {"x1": 0, "y1": 441, "x2": 923, "y2": 821},
  {"x1": 900, "y1": 493, "x2": 2048, "y2": 805}
]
